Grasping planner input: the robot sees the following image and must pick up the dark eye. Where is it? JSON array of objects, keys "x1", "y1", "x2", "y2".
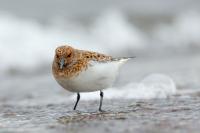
[
  {"x1": 56, "y1": 54, "x2": 59, "y2": 58},
  {"x1": 67, "y1": 53, "x2": 72, "y2": 57}
]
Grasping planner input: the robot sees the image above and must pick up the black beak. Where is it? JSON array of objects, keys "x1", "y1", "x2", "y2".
[{"x1": 60, "y1": 58, "x2": 65, "y2": 70}]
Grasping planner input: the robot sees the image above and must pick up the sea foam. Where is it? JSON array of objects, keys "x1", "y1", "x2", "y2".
[
  {"x1": 1, "y1": 10, "x2": 200, "y2": 74},
  {"x1": 0, "y1": 10, "x2": 145, "y2": 74},
  {"x1": 70, "y1": 74, "x2": 177, "y2": 100}
]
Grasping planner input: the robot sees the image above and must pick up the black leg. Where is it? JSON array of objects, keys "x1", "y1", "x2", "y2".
[
  {"x1": 73, "y1": 93, "x2": 80, "y2": 110},
  {"x1": 99, "y1": 91, "x2": 104, "y2": 111}
]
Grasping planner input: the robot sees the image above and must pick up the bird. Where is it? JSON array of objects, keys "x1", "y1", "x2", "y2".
[{"x1": 52, "y1": 45, "x2": 134, "y2": 112}]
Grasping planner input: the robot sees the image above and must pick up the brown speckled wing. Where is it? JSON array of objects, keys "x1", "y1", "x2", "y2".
[
  {"x1": 53, "y1": 50, "x2": 111, "y2": 79},
  {"x1": 81, "y1": 50, "x2": 112, "y2": 62}
]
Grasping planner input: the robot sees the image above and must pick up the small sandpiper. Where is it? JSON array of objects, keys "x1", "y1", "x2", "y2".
[{"x1": 52, "y1": 45, "x2": 134, "y2": 111}]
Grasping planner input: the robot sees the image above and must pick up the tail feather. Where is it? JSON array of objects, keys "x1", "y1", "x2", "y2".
[
  {"x1": 111, "y1": 57, "x2": 136, "y2": 61},
  {"x1": 111, "y1": 57, "x2": 135, "y2": 64}
]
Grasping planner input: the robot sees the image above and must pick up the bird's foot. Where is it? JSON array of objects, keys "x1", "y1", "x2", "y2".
[{"x1": 98, "y1": 109, "x2": 107, "y2": 113}]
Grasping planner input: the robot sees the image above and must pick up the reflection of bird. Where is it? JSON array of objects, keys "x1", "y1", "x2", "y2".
[{"x1": 52, "y1": 45, "x2": 134, "y2": 111}]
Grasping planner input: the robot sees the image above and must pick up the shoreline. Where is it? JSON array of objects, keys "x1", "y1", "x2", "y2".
[{"x1": 1, "y1": 98, "x2": 200, "y2": 133}]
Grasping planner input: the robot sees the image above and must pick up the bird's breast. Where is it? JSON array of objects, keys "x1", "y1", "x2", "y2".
[{"x1": 55, "y1": 61, "x2": 122, "y2": 92}]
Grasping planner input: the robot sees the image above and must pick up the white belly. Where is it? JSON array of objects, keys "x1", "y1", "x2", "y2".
[{"x1": 56, "y1": 61, "x2": 125, "y2": 92}]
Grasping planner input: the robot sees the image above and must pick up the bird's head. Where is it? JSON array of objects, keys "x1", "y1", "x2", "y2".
[{"x1": 55, "y1": 45, "x2": 75, "y2": 70}]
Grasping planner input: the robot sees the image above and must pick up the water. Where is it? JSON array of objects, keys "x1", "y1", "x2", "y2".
[
  {"x1": 0, "y1": 8, "x2": 200, "y2": 101},
  {"x1": 1, "y1": 9, "x2": 200, "y2": 73}
]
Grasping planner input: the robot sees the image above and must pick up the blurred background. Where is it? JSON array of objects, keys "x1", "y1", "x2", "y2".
[{"x1": 0, "y1": 0, "x2": 200, "y2": 104}]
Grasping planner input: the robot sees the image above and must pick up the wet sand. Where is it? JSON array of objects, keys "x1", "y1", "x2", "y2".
[{"x1": 1, "y1": 98, "x2": 200, "y2": 133}]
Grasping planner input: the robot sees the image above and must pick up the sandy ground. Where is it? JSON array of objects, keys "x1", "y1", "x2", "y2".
[{"x1": 0, "y1": 98, "x2": 200, "y2": 133}]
